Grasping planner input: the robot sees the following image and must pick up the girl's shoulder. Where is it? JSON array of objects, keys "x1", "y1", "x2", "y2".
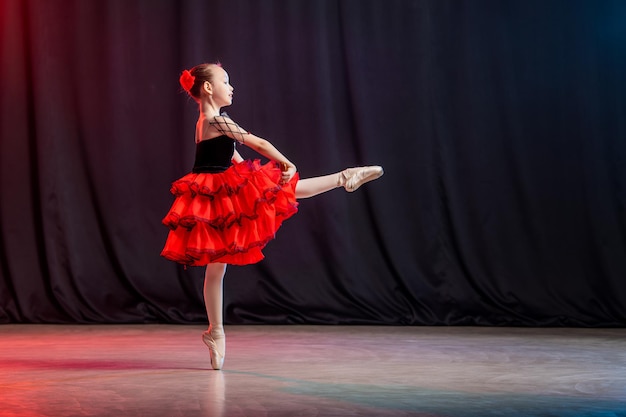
[{"x1": 209, "y1": 112, "x2": 249, "y2": 143}]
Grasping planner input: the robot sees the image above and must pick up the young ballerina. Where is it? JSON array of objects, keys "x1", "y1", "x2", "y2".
[{"x1": 161, "y1": 63, "x2": 383, "y2": 370}]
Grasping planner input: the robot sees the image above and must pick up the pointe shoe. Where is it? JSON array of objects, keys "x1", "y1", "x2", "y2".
[
  {"x1": 338, "y1": 166, "x2": 384, "y2": 192},
  {"x1": 202, "y1": 329, "x2": 225, "y2": 370}
]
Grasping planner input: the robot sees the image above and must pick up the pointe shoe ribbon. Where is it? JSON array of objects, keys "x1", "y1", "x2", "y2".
[
  {"x1": 202, "y1": 330, "x2": 225, "y2": 370},
  {"x1": 339, "y1": 166, "x2": 384, "y2": 192}
]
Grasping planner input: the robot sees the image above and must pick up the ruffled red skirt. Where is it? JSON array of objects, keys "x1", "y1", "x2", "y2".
[{"x1": 161, "y1": 159, "x2": 299, "y2": 266}]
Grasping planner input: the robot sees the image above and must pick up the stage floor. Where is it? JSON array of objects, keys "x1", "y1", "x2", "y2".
[{"x1": 1, "y1": 324, "x2": 624, "y2": 417}]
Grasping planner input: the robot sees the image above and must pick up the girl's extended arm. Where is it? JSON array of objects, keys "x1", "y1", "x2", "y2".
[{"x1": 211, "y1": 115, "x2": 297, "y2": 182}]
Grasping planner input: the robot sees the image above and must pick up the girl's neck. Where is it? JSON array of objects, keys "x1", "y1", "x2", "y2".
[{"x1": 200, "y1": 100, "x2": 221, "y2": 119}]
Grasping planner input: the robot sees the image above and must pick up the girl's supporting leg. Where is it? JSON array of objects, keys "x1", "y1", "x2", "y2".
[
  {"x1": 295, "y1": 166, "x2": 383, "y2": 199},
  {"x1": 202, "y1": 262, "x2": 227, "y2": 370}
]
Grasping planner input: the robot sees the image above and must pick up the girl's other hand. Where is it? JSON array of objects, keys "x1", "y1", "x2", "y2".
[{"x1": 280, "y1": 163, "x2": 297, "y2": 184}]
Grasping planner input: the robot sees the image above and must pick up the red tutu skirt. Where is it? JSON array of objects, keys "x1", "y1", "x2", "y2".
[{"x1": 161, "y1": 159, "x2": 299, "y2": 266}]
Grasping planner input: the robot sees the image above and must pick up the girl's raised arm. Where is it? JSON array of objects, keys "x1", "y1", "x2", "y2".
[{"x1": 210, "y1": 114, "x2": 297, "y2": 182}]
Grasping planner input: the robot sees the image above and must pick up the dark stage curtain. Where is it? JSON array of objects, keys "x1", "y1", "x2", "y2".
[{"x1": 1, "y1": 0, "x2": 624, "y2": 326}]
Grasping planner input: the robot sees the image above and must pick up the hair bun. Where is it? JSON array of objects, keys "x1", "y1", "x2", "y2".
[{"x1": 179, "y1": 70, "x2": 195, "y2": 92}]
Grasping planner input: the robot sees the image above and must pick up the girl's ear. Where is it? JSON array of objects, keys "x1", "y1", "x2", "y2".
[{"x1": 203, "y1": 81, "x2": 212, "y2": 95}]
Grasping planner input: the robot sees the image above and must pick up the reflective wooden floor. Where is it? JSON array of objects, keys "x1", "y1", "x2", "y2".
[{"x1": 1, "y1": 324, "x2": 625, "y2": 416}]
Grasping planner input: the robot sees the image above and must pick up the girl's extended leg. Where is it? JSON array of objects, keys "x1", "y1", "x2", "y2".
[
  {"x1": 202, "y1": 262, "x2": 227, "y2": 370},
  {"x1": 295, "y1": 166, "x2": 383, "y2": 199},
  {"x1": 295, "y1": 173, "x2": 340, "y2": 199}
]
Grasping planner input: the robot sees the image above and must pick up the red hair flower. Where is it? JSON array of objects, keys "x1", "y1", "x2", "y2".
[{"x1": 179, "y1": 70, "x2": 195, "y2": 92}]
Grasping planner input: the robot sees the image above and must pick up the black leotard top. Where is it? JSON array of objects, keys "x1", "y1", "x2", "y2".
[{"x1": 192, "y1": 135, "x2": 236, "y2": 173}]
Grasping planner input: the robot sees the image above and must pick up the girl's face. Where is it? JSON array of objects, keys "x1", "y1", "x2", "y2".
[{"x1": 210, "y1": 67, "x2": 234, "y2": 107}]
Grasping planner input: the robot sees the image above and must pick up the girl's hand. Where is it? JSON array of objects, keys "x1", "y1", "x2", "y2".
[{"x1": 280, "y1": 162, "x2": 297, "y2": 184}]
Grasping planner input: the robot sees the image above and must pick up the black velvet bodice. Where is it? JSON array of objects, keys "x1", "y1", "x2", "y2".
[{"x1": 192, "y1": 136, "x2": 235, "y2": 173}]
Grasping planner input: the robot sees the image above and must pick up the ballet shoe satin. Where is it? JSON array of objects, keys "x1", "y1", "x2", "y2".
[
  {"x1": 339, "y1": 166, "x2": 384, "y2": 192},
  {"x1": 202, "y1": 329, "x2": 225, "y2": 370}
]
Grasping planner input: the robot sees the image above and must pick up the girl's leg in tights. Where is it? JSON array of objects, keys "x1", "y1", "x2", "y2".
[
  {"x1": 203, "y1": 263, "x2": 226, "y2": 369},
  {"x1": 295, "y1": 166, "x2": 384, "y2": 198},
  {"x1": 295, "y1": 173, "x2": 340, "y2": 198},
  {"x1": 199, "y1": 166, "x2": 382, "y2": 369}
]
